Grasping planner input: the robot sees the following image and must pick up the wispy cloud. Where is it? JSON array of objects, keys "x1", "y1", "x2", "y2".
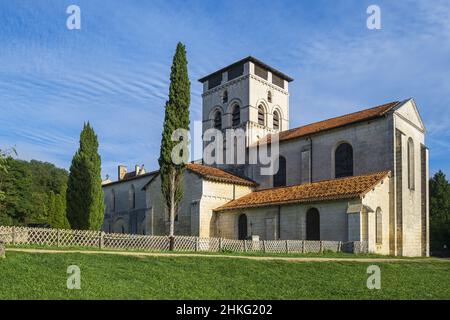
[{"x1": 0, "y1": 0, "x2": 449, "y2": 178}]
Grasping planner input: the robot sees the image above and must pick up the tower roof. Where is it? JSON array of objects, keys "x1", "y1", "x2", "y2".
[{"x1": 198, "y1": 56, "x2": 294, "y2": 83}]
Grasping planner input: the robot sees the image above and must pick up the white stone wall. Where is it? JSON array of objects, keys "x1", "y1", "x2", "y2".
[
  {"x1": 102, "y1": 174, "x2": 154, "y2": 234},
  {"x1": 200, "y1": 181, "x2": 253, "y2": 238},
  {"x1": 145, "y1": 172, "x2": 203, "y2": 236},
  {"x1": 246, "y1": 116, "x2": 394, "y2": 190},
  {"x1": 393, "y1": 100, "x2": 427, "y2": 256},
  {"x1": 145, "y1": 173, "x2": 253, "y2": 237},
  {"x1": 215, "y1": 177, "x2": 397, "y2": 255},
  {"x1": 202, "y1": 60, "x2": 290, "y2": 154},
  {"x1": 361, "y1": 175, "x2": 392, "y2": 254},
  {"x1": 216, "y1": 200, "x2": 352, "y2": 241}
]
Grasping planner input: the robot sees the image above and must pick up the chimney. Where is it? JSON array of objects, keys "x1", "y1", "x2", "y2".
[
  {"x1": 140, "y1": 164, "x2": 145, "y2": 174},
  {"x1": 135, "y1": 165, "x2": 140, "y2": 176},
  {"x1": 118, "y1": 165, "x2": 127, "y2": 180}
]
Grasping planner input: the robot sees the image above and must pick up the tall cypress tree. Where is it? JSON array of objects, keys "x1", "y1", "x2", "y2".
[
  {"x1": 66, "y1": 122, "x2": 105, "y2": 230},
  {"x1": 48, "y1": 185, "x2": 70, "y2": 229},
  {"x1": 158, "y1": 43, "x2": 190, "y2": 239}
]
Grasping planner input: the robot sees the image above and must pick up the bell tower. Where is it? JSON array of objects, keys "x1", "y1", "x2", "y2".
[{"x1": 199, "y1": 56, "x2": 293, "y2": 150}]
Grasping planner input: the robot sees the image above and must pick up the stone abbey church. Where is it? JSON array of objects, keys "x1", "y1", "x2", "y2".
[{"x1": 102, "y1": 56, "x2": 429, "y2": 257}]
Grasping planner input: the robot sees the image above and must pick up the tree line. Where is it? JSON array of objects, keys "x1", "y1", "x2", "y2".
[{"x1": 0, "y1": 122, "x2": 104, "y2": 230}]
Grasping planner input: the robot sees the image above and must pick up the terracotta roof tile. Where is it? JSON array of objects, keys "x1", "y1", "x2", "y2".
[
  {"x1": 215, "y1": 171, "x2": 390, "y2": 211},
  {"x1": 187, "y1": 163, "x2": 257, "y2": 186},
  {"x1": 141, "y1": 163, "x2": 257, "y2": 190},
  {"x1": 278, "y1": 101, "x2": 400, "y2": 142}
]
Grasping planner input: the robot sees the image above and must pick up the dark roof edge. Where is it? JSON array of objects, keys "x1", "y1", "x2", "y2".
[
  {"x1": 102, "y1": 170, "x2": 158, "y2": 187},
  {"x1": 141, "y1": 167, "x2": 257, "y2": 191},
  {"x1": 278, "y1": 101, "x2": 401, "y2": 143},
  {"x1": 198, "y1": 56, "x2": 294, "y2": 83}
]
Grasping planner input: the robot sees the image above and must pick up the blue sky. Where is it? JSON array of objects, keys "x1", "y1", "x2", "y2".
[{"x1": 0, "y1": 0, "x2": 449, "y2": 179}]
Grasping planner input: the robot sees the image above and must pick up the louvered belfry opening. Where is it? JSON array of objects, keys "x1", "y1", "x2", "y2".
[
  {"x1": 258, "y1": 105, "x2": 265, "y2": 126},
  {"x1": 273, "y1": 111, "x2": 280, "y2": 130},
  {"x1": 214, "y1": 111, "x2": 222, "y2": 129},
  {"x1": 232, "y1": 105, "x2": 240, "y2": 126}
]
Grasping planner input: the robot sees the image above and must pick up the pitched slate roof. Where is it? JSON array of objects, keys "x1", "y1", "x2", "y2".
[
  {"x1": 278, "y1": 101, "x2": 401, "y2": 142},
  {"x1": 215, "y1": 171, "x2": 390, "y2": 211}
]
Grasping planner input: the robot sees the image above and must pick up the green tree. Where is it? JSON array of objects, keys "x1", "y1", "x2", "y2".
[
  {"x1": 158, "y1": 43, "x2": 190, "y2": 239},
  {"x1": 0, "y1": 148, "x2": 17, "y2": 210},
  {"x1": 48, "y1": 186, "x2": 70, "y2": 229},
  {"x1": 429, "y1": 170, "x2": 450, "y2": 251},
  {"x1": 66, "y1": 122, "x2": 105, "y2": 230},
  {"x1": 0, "y1": 150, "x2": 69, "y2": 226},
  {"x1": 0, "y1": 158, "x2": 34, "y2": 225}
]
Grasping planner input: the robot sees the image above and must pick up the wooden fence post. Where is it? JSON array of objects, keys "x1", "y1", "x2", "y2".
[
  {"x1": 99, "y1": 231, "x2": 104, "y2": 249},
  {"x1": 12, "y1": 226, "x2": 16, "y2": 245},
  {"x1": 338, "y1": 241, "x2": 342, "y2": 253},
  {"x1": 219, "y1": 238, "x2": 223, "y2": 252},
  {"x1": 285, "y1": 240, "x2": 289, "y2": 254},
  {"x1": 319, "y1": 241, "x2": 323, "y2": 253},
  {"x1": 262, "y1": 240, "x2": 266, "y2": 253},
  {"x1": 243, "y1": 240, "x2": 247, "y2": 252},
  {"x1": 301, "y1": 240, "x2": 305, "y2": 253},
  {"x1": 169, "y1": 236, "x2": 175, "y2": 251},
  {"x1": 57, "y1": 229, "x2": 61, "y2": 247},
  {"x1": 195, "y1": 237, "x2": 199, "y2": 252}
]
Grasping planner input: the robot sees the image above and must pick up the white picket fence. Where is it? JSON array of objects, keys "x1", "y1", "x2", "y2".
[{"x1": 0, "y1": 226, "x2": 368, "y2": 254}]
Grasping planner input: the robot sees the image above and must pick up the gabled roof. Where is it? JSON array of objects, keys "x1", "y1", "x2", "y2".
[
  {"x1": 142, "y1": 163, "x2": 257, "y2": 190},
  {"x1": 186, "y1": 163, "x2": 257, "y2": 186},
  {"x1": 278, "y1": 101, "x2": 401, "y2": 142},
  {"x1": 215, "y1": 171, "x2": 390, "y2": 211}
]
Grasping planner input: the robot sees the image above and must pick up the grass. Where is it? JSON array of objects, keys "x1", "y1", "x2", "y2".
[
  {"x1": 0, "y1": 250, "x2": 449, "y2": 299},
  {"x1": 5, "y1": 243, "x2": 419, "y2": 259}
]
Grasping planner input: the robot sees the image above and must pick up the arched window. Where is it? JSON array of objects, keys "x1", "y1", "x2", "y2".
[
  {"x1": 222, "y1": 90, "x2": 228, "y2": 103},
  {"x1": 267, "y1": 91, "x2": 272, "y2": 103},
  {"x1": 111, "y1": 189, "x2": 116, "y2": 212},
  {"x1": 214, "y1": 110, "x2": 222, "y2": 129},
  {"x1": 238, "y1": 214, "x2": 248, "y2": 240},
  {"x1": 306, "y1": 208, "x2": 320, "y2": 240},
  {"x1": 274, "y1": 156, "x2": 286, "y2": 187},
  {"x1": 376, "y1": 207, "x2": 382, "y2": 245},
  {"x1": 273, "y1": 110, "x2": 280, "y2": 130},
  {"x1": 129, "y1": 185, "x2": 136, "y2": 209},
  {"x1": 232, "y1": 104, "x2": 240, "y2": 127},
  {"x1": 335, "y1": 143, "x2": 353, "y2": 178},
  {"x1": 258, "y1": 105, "x2": 265, "y2": 126},
  {"x1": 407, "y1": 138, "x2": 415, "y2": 190}
]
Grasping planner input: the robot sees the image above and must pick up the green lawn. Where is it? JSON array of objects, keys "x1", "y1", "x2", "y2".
[
  {"x1": 0, "y1": 251, "x2": 449, "y2": 299},
  {"x1": 5, "y1": 243, "x2": 417, "y2": 259}
]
